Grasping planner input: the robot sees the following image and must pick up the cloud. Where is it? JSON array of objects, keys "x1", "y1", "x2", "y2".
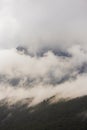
[
  {"x1": 0, "y1": 45, "x2": 86, "y2": 105},
  {"x1": 0, "y1": 0, "x2": 87, "y2": 106}
]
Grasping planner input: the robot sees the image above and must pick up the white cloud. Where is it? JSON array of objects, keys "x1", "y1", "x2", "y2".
[{"x1": 0, "y1": 45, "x2": 86, "y2": 105}]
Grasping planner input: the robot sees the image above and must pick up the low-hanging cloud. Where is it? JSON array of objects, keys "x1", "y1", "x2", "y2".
[{"x1": 0, "y1": 45, "x2": 87, "y2": 106}]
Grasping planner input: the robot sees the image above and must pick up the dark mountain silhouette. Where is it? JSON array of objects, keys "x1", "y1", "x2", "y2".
[{"x1": 0, "y1": 95, "x2": 87, "y2": 130}]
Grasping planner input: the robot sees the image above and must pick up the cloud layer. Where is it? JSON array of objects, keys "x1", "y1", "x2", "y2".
[{"x1": 0, "y1": 46, "x2": 87, "y2": 106}]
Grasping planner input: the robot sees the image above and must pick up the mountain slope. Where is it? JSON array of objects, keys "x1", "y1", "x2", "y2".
[{"x1": 0, "y1": 96, "x2": 87, "y2": 130}]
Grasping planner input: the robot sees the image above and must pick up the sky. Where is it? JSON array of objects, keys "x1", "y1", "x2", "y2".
[{"x1": 0, "y1": 0, "x2": 87, "y2": 106}]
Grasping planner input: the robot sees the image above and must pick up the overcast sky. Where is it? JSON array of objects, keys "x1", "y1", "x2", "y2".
[{"x1": 0, "y1": 0, "x2": 87, "y2": 49}]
